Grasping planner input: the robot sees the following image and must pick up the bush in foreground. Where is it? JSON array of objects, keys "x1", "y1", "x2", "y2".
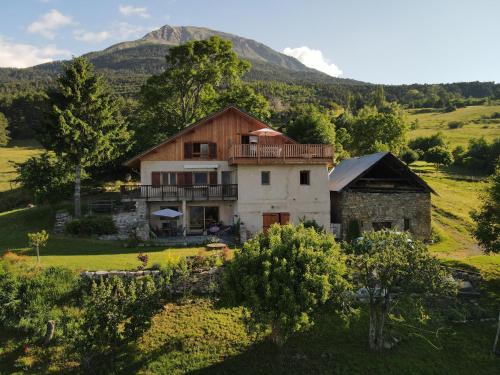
[
  {"x1": 223, "y1": 224, "x2": 350, "y2": 345},
  {"x1": 65, "y1": 215, "x2": 117, "y2": 236}
]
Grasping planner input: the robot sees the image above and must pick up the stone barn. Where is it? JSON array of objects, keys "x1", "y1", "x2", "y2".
[{"x1": 329, "y1": 152, "x2": 435, "y2": 240}]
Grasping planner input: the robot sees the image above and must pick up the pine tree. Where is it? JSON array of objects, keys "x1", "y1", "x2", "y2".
[
  {"x1": 42, "y1": 57, "x2": 130, "y2": 217},
  {"x1": 0, "y1": 112, "x2": 10, "y2": 146}
]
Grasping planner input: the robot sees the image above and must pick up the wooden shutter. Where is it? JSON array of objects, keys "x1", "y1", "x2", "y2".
[
  {"x1": 208, "y1": 143, "x2": 217, "y2": 159},
  {"x1": 177, "y1": 172, "x2": 185, "y2": 186},
  {"x1": 209, "y1": 171, "x2": 217, "y2": 185},
  {"x1": 184, "y1": 142, "x2": 192, "y2": 159},
  {"x1": 184, "y1": 172, "x2": 193, "y2": 186},
  {"x1": 263, "y1": 213, "x2": 280, "y2": 233},
  {"x1": 279, "y1": 213, "x2": 290, "y2": 225},
  {"x1": 151, "y1": 172, "x2": 161, "y2": 186}
]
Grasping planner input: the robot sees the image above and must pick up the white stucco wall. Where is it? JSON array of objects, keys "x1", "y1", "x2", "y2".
[
  {"x1": 235, "y1": 164, "x2": 331, "y2": 234},
  {"x1": 140, "y1": 160, "x2": 236, "y2": 184}
]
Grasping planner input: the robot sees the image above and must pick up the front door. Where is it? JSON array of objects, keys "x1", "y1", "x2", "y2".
[{"x1": 263, "y1": 212, "x2": 289, "y2": 232}]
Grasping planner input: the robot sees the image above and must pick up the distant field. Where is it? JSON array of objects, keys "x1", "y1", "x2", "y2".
[
  {"x1": 412, "y1": 161, "x2": 487, "y2": 258},
  {"x1": 0, "y1": 139, "x2": 42, "y2": 192},
  {"x1": 407, "y1": 104, "x2": 500, "y2": 147}
]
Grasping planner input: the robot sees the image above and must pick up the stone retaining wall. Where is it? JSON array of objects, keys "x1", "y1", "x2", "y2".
[{"x1": 81, "y1": 266, "x2": 223, "y2": 294}]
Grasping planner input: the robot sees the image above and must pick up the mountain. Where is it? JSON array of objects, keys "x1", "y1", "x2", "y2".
[
  {"x1": 141, "y1": 25, "x2": 311, "y2": 72},
  {"x1": 0, "y1": 25, "x2": 364, "y2": 96}
]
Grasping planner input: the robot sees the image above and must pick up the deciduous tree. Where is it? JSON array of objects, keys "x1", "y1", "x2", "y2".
[
  {"x1": 471, "y1": 165, "x2": 500, "y2": 253},
  {"x1": 135, "y1": 36, "x2": 269, "y2": 150},
  {"x1": 223, "y1": 224, "x2": 349, "y2": 345},
  {"x1": 345, "y1": 231, "x2": 456, "y2": 351},
  {"x1": 0, "y1": 112, "x2": 9, "y2": 146}
]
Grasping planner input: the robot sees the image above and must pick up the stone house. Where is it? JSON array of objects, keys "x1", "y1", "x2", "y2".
[{"x1": 329, "y1": 152, "x2": 435, "y2": 240}]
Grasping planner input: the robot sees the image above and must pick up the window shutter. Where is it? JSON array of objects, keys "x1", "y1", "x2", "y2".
[
  {"x1": 177, "y1": 172, "x2": 185, "y2": 186},
  {"x1": 184, "y1": 172, "x2": 193, "y2": 186},
  {"x1": 209, "y1": 143, "x2": 217, "y2": 159},
  {"x1": 209, "y1": 171, "x2": 217, "y2": 185},
  {"x1": 151, "y1": 172, "x2": 161, "y2": 186},
  {"x1": 184, "y1": 142, "x2": 192, "y2": 159}
]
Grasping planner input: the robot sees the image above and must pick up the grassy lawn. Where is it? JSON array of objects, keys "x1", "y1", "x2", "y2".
[
  {"x1": 407, "y1": 104, "x2": 500, "y2": 148},
  {"x1": 2, "y1": 297, "x2": 498, "y2": 374},
  {"x1": 0, "y1": 139, "x2": 42, "y2": 192},
  {"x1": 412, "y1": 161, "x2": 487, "y2": 258},
  {"x1": 0, "y1": 206, "x2": 214, "y2": 271}
]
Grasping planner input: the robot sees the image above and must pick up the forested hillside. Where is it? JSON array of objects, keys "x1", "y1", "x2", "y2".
[{"x1": 0, "y1": 24, "x2": 499, "y2": 141}]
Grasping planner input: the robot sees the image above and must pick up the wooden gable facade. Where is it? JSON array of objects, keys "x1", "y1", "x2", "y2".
[{"x1": 126, "y1": 106, "x2": 294, "y2": 167}]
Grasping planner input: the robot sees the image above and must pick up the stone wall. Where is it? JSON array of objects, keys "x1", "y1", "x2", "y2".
[
  {"x1": 333, "y1": 191, "x2": 431, "y2": 240},
  {"x1": 99, "y1": 199, "x2": 150, "y2": 241},
  {"x1": 81, "y1": 266, "x2": 223, "y2": 295}
]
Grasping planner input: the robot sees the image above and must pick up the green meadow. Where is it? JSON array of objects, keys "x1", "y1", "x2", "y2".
[{"x1": 407, "y1": 104, "x2": 500, "y2": 147}]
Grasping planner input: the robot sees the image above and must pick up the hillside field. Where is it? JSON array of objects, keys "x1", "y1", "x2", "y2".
[
  {"x1": 0, "y1": 139, "x2": 41, "y2": 192},
  {"x1": 407, "y1": 104, "x2": 500, "y2": 147}
]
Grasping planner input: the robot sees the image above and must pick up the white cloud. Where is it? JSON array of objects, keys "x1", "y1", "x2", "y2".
[
  {"x1": 119, "y1": 4, "x2": 150, "y2": 18},
  {"x1": 0, "y1": 37, "x2": 71, "y2": 68},
  {"x1": 26, "y1": 9, "x2": 74, "y2": 39},
  {"x1": 283, "y1": 46, "x2": 343, "y2": 77},
  {"x1": 74, "y1": 22, "x2": 148, "y2": 43}
]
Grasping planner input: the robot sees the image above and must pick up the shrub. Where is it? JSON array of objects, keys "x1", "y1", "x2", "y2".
[
  {"x1": 223, "y1": 224, "x2": 349, "y2": 345},
  {"x1": 346, "y1": 219, "x2": 361, "y2": 242},
  {"x1": 137, "y1": 252, "x2": 149, "y2": 270},
  {"x1": 72, "y1": 276, "x2": 166, "y2": 370},
  {"x1": 299, "y1": 216, "x2": 325, "y2": 232},
  {"x1": 447, "y1": 121, "x2": 463, "y2": 129},
  {"x1": 0, "y1": 265, "x2": 78, "y2": 341},
  {"x1": 423, "y1": 145, "x2": 454, "y2": 167},
  {"x1": 65, "y1": 216, "x2": 116, "y2": 236},
  {"x1": 409, "y1": 132, "x2": 446, "y2": 154},
  {"x1": 400, "y1": 148, "x2": 421, "y2": 165},
  {"x1": 13, "y1": 153, "x2": 82, "y2": 204}
]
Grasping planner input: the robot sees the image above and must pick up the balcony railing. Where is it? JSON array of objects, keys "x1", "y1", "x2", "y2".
[
  {"x1": 229, "y1": 144, "x2": 333, "y2": 163},
  {"x1": 120, "y1": 184, "x2": 238, "y2": 201}
]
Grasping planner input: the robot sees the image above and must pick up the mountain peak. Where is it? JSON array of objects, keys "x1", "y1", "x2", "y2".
[{"x1": 141, "y1": 24, "x2": 312, "y2": 72}]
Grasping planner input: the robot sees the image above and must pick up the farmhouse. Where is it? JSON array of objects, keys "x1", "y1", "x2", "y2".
[
  {"x1": 329, "y1": 152, "x2": 434, "y2": 240},
  {"x1": 122, "y1": 105, "x2": 333, "y2": 239}
]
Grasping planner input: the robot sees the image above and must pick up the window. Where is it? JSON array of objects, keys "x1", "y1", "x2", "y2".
[
  {"x1": 192, "y1": 143, "x2": 209, "y2": 158},
  {"x1": 372, "y1": 222, "x2": 392, "y2": 231},
  {"x1": 404, "y1": 218, "x2": 410, "y2": 231},
  {"x1": 184, "y1": 142, "x2": 216, "y2": 159},
  {"x1": 222, "y1": 171, "x2": 232, "y2": 185},
  {"x1": 261, "y1": 171, "x2": 270, "y2": 185},
  {"x1": 300, "y1": 170, "x2": 310, "y2": 185},
  {"x1": 193, "y1": 172, "x2": 208, "y2": 185},
  {"x1": 161, "y1": 172, "x2": 176, "y2": 185}
]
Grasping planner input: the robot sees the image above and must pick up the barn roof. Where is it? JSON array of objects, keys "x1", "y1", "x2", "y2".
[{"x1": 328, "y1": 152, "x2": 435, "y2": 193}]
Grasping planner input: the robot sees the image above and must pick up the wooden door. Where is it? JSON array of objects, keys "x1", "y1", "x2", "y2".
[
  {"x1": 263, "y1": 213, "x2": 280, "y2": 232},
  {"x1": 263, "y1": 212, "x2": 289, "y2": 232},
  {"x1": 279, "y1": 213, "x2": 290, "y2": 225}
]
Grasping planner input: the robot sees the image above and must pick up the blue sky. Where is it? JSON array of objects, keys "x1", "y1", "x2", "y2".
[{"x1": 0, "y1": 0, "x2": 498, "y2": 84}]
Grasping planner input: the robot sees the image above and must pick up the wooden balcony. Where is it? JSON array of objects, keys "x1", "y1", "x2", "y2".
[
  {"x1": 229, "y1": 144, "x2": 333, "y2": 165},
  {"x1": 120, "y1": 184, "x2": 238, "y2": 202}
]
